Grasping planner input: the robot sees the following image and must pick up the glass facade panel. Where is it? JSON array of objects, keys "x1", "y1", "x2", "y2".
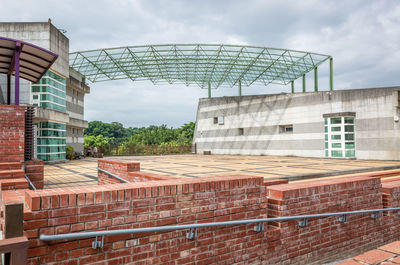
[
  {"x1": 331, "y1": 127, "x2": 341, "y2": 132},
  {"x1": 345, "y1": 150, "x2": 355, "y2": 158},
  {"x1": 345, "y1": 117, "x2": 354, "y2": 124},
  {"x1": 332, "y1": 143, "x2": 341, "y2": 148},
  {"x1": 345, "y1": 134, "x2": 354, "y2": 140},
  {"x1": 37, "y1": 121, "x2": 66, "y2": 161},
  {"x1": 331, "y1": 135, "x2": 341, "y2": 140},
  {"x1": 345, "y1": 125, "x2": 354, "y2": 132},
  {"x1": 331, "y1": 118, "x2": 342, "y2": 124},
  {"x1": 31, "y1": 71, "x2": 66, "y2": 112},
  {"x1": 331, "y1": 150, "x2": 343, "y2": 157},
  {"x1": 345, "y1": 142, "x2": 355, "y2": 149}
]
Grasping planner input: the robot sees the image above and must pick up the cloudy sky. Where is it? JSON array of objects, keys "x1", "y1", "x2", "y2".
[{"x1": 1, "y1": 0, "x2": 399, "y2": 127}]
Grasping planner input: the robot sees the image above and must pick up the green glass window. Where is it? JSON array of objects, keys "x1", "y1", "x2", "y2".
[
  {"x1": 40, "y1": 122, "x2": 66, "y2": 130},
  {"x1": 324, "y1": 119, "x2": 328, "y2": 125},
  {"x1": 331, "y1": 118, "x2": 342, "y2": 124},
  {"x1": 345, "y1": 150, "x2": 355, "y2": 158},
  {"x1": 345, "y1": 117, "x2": 354, "y2": 124},
  {"x1": 325, "y1": 142, "x2": 328, "y2": 148},
  {"x1": 324, "y1": 126, "x2": 328, "y2": 133},
  {"x1": 325, "y1": 134, "x2": 328, "y2": 140},
  {"x1": 331, "y1": 150, "x2": 343, "y2": 157},
  {"x1": 331, "y1": 127, "x2": 341, "y2": 132},
  {"x1": 325, "y1": 150, "x2": 329, "y2": 157},
  {"x1": 331, "y1": 135, "x2": 341, "y2": 140},
  {"x1": 345, "y1": 142, "x2": 355, "y2": 149},
  {"x1": 345, "y1": 125, "x2": 354, "y2": 132},
  {"x1": 37, "y1": 138, "x2": 66, "y2": 145},
  {"x1": 332, "y1": 143, "x2": 341, "y2": 148},
  {"x1": 345, "y1": 134, "x2": 354, "y2": 140}
]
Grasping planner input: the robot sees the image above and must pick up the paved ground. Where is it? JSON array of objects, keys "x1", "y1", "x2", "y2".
[
  {"x1": 334, "y1": 241, "x2": 400, "y2": 265},
  {"x1": 44, "y1": 154, "x2": 400, "y2": 188}
]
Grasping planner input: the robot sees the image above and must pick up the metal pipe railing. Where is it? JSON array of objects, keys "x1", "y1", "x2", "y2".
[
  {"x1": 97, "y1": 167, "x2": 129, "y2": 183},
  {"x1": 24, "y1": 174, "x2": 36, "y2": 191},
  {"x1": 40, "y1": 207, "x2": 400, "y2": 246}
]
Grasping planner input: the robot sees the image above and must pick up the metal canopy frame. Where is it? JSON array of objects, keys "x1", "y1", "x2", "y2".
[
  {"x1": 70, "y1": 44, "x2": 332, "y2": 94},
  {"x1": 0, "y1": 36, "x2": 58, "y2": 105}
]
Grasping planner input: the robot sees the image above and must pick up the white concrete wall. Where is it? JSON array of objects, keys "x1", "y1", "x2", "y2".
[{"x1": 194, "y1": 87, "x2": 400, "y2": 160}]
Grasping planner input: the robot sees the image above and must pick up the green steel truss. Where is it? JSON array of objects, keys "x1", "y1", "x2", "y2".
[{"x1": 70, "y1": 44, "x2": 331, "y2": 89}]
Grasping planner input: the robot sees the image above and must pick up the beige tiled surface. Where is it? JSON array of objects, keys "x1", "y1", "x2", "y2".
[
  {"x1": 335, "y1": 241, "x2": 400, "y2": 264},
  {"x1": 44, "y1": 155, "x2": 400, "y2": 189}
]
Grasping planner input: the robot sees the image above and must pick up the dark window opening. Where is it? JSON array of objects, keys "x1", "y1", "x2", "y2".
[{"x1": 279, "y1": 125, "x2": 293, "y2": 133}]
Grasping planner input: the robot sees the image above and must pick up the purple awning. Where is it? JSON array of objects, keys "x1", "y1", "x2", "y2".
[{"x1": 0, "y1": 36, "x2": 58, "y2": 83}]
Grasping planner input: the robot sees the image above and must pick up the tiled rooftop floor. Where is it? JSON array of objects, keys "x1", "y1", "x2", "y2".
[
  {"x1": 335, "y1": 241, "x2": 400, "y2": 265},
  {"x1": 44, "y1": 154, "x2": 400, "y2": 188}
]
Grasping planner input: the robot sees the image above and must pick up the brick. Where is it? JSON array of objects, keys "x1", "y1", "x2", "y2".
[{"x1": 48, "y1": 216, "x2": 77, "y2": 226}]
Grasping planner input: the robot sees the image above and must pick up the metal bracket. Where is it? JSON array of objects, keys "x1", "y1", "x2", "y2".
[
  {"x1": 186, "y1": 228, "x2": 197, "y2": 240},
  {"x1": 339, "y1": 214, "x2": 347, "y2": 223},
  {"x1": 371, "y1": 212, "x2": 379, "y2": 219},
  {"x1": 254, "y1": 222, "x2": 264, "y2": 232},
  {"x1": 92, "y1": 236, "x2": 104, "y2": 249},
  {"x1": 298, "y1": 218, "x2": 308, "y2": 227}
]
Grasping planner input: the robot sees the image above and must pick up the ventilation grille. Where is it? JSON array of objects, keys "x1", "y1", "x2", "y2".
[{"x1": 25, "y1": 106, "x2": 35, "y2": 161}]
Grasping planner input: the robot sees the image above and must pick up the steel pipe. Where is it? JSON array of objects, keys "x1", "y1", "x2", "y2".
[
  {"x1": 40, "y1": 207, "x2": 400, "y2": 242},
  {"x1": 97, "y1": 167, "x2": 129, "y2": 183}
]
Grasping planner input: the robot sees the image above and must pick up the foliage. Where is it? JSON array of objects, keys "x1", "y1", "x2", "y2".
[
  {"x1": 66, "y1": 146, "x2": 74, "y2": 159},
  {"x1": 84, "y1": 121, "x2": 195, "y2": 155}
]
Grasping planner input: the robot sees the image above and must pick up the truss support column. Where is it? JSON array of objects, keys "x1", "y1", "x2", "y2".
[
  {"x1": 302, "y1": 74, "x2": 306, "y2": 93},
  {"x1": 314, "y1": 67, "x2": 318, "y2": 92},
  {"x1": 7, "y1": 74, "x2": 11, "y2": 105},
  {"x1": 14, "y1": 42, "x2": 21, "y2": 106},
  {"x1": 329, "y1": 57, "x2": 333, "y2": 91},
  {"x1": 208, "y1": 82, "x2": 211, "y2": 98},
  {"x1": 238, "y1": 80, "x2": 242, "y2": 96},
  {"x1": 291, "y1": 81, "x2": 294, "y2": 93}
]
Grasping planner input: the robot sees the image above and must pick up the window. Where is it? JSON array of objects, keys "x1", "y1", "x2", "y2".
[
  {"x1": 238, "y1": 128, "x2": 244, "y2": 136},
  {"x1": 279, "y1": 125, "x2": 293, "y2": 133},
  {"x1": 324, "y1": 116, "x2": 355, "y2": 158},
  {"x1": 214, "y1": 116, "x2": 224, "y2": 125}
]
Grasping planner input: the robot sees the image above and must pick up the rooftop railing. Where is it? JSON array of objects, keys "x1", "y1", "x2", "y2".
[
  {"x1": 97, "y1": 167, "x2": 129, "y2": 183},
  {"x1": 40, "y1": 207, "x2": 400, "y2": 249}
]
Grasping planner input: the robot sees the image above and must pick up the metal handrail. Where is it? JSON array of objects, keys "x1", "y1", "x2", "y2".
[
  {"x1": 24, "y1": 174, "x2": 36, "y2": 191},
  {"x1": 97, "y1": 167, "x2": 129, "y2": 183},
  {"x1": 40, "y1": 207, "x2": 400, "y2": 245}
]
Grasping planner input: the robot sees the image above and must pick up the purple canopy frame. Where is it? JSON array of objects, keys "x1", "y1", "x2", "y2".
[{"x1": 0, "y1": 36, "x2": 58, "y2": 105}]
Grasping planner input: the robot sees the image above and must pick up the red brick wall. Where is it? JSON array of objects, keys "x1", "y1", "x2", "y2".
[
  {"x1": 381, "y1": 180, "x2": 400, "y2": 208},
  {"x1": 265, "y1": 176, "x2": 396, "y2": 264},
  {"x1": 19, "y1": 160, "x2": 400, "y2": 265},
  {"x1": 98, "y1": 160, "x2": 178, "y2": 184},
  {"x1": 23, "y1": 175, "x2": 266, "y2": 265},
  {"x1": 98, "y1": 160, "x2": 141, "y2": 184},
  {"x1": 24, "y1": 159, "x2": 44, "y2": 189},
  {"x1": 0, "y1": 105, "x2": 25, "y2": 163}
]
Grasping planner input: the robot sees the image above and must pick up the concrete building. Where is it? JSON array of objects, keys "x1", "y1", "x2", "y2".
[
  {"x1": 194, "y1": 87, "x2": 400, "y2": 160},
  {"x1": 66, "y1": 68, "x2": 89, "y2": 153},
  {"x1": 0, "y1": 21, "x2": 89, "y2": 162}
]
